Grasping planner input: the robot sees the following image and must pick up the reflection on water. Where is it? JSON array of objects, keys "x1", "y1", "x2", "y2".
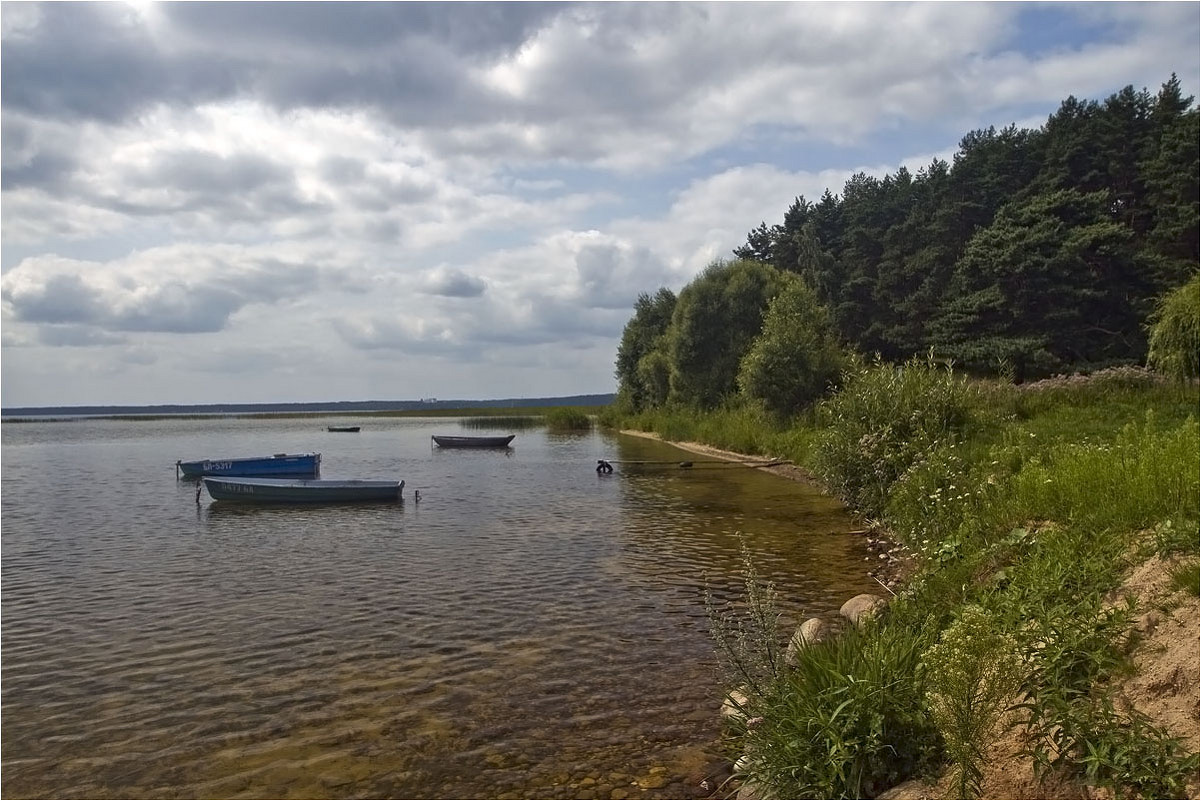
[{"x1": 1, "y1": 417, "x2": 874, "y2": 799}]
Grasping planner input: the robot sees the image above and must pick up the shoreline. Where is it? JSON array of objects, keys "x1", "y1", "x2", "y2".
[
  {"x1": 617, "y1": 429, "x2": 821, "y2": 485},
  {"x1": 617, "y1": 428, "x2": 913, "y2": 591}
]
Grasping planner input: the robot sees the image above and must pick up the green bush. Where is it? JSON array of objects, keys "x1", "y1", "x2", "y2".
[
  {"x1": 885, "y1": 442, "x2": 997, "y2": 558},
  {"x1": 1146, "y1": 274, "x2": 1200, "y2": 383},
  {"x1": 668, "y1": 259, "x2": 789, "y2": 407},
  {"x1": 812, "y1": 354, "x2": 980, "y2": 517}
]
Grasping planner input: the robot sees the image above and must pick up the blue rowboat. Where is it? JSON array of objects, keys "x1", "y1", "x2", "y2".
[
  {"x1": 203, "y1": 477, "x2": 404, "y2": 503},
  {"x1": 431, "y1": 434, "x2": 515, "y2": 448},
  {"x1": 176, "y1": 452, "x2": 321, "y2": 479}
]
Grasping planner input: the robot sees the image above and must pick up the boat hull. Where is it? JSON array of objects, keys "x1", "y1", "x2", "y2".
[
  {"x1": 203, "y1": 477, "x2": 403, "y2": 503},
  {"x1": 431, "y1": 435, "x2": 515, "y2": 448},
  {"x1": 177, "y1": 453, "x2": 321, "y2": 478}
]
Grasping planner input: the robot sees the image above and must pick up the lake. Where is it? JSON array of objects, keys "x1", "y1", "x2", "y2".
[{"x1": 0, "y1": 416, "x2": 874, "y2": 799}]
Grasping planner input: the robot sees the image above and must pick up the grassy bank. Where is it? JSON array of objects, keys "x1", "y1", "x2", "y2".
[{"x1": 602, "y1": 362, "x2": 1199, "y2": 798}]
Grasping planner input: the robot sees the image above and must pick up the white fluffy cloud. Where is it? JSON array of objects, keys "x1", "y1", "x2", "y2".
[{"x1": 1, "y1": 1, "x2": 1196, "y2": 406}]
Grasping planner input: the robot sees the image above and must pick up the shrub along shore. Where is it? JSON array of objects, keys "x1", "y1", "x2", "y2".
[{"x1": 600, "y1": 362, "x2": 1200, "y2": 799}]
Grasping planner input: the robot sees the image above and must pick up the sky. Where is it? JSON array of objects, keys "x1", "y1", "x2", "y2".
[{"x1": 1, "y1": 2, "x2": 1197, "y2": 408}]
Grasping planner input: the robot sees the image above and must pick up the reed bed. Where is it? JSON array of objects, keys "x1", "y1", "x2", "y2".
[{"x1": 460, "y1": 416, "x2": 543, "y2": 430}]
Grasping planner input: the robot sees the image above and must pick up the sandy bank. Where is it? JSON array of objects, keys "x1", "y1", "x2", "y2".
[{"x1": 617, "y1": 429, "x2": 822, "y2": 487}]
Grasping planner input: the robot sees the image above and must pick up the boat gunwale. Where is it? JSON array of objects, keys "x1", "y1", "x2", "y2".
[
  {"x1": 201, "y1": 476, "x2": 404, "y2": 503},
  {"x1": 431, "y1": 434, "x2": 515, "y2": 448}
]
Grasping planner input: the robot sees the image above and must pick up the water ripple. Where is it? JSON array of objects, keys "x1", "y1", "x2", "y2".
[{"x1": 2, "y1": 418, "x2": 874, "y2": 798}]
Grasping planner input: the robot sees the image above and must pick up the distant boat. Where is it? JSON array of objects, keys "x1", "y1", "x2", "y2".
[
  {"x1": 176, "y1": 453, "x2": 321, "y2": 479},
  {"x1": 202, "y1": 477, "x2": 404, "y2": 503},
  {"x1": 327, "y1": 426, "x2": 361, "y2": 432},
  {"x1": 431, "y1": 434, "x2": 515, "y2": 448}
]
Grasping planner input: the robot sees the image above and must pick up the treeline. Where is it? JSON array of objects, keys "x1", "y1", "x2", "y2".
[{"x1": 616, "y1": 76, "x2": 1198, "y2": 411}]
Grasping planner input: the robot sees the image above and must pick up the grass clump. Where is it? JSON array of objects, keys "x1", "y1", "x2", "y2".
[
  {"x1": 1168, "y1": 559, "x2": 1200, "y2": 596},
  {"x1": 543, "y1": 407, "x2": 592, "y2": 431},
  {"x1": 705, "y1": 542, "x2": 786, "y2": 698},
  {"x1": 739, "y1": 619, "x2": 943, "y2": 799}
]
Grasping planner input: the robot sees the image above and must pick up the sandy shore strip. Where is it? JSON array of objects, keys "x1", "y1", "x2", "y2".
[{"x1": 617, "y1": 428, "x2": 822, "y2": 485}]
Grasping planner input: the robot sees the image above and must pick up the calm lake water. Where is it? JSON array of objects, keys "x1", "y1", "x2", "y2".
[{"x1": 1, "y1": 416, "x2": 874, "y2": 799}]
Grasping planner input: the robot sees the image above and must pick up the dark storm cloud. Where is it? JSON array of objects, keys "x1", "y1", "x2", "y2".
[
  {"x1": 6, "y1": 271, "x2": 104, "y2": 325},
  {"x1": 162, "y1": 2, "x2": 564, "y2": 58},
  {"x1": 318, "y1": 155, "x2": 368, "y2": 184},
  {"x1": 1, "y1": 3, "x2": 239, "y2": 124},
  {"x1": 112, "y1": 283, "x2": 250, "y2": 333},
  {"x1": 420, "y1": 267, "x2": 487, "y2": 298},
  {"x1": 130, "y1": 150, "x2": 291, "y2": 195},
  {"x1": 0, "y1": 147, "x2": 76, "y2": 191},
  {"x1": 2, "y1": 2, "x2": 568, "y2": 126},
  {"x1": 0, "y1": 116, "x2": 79, "y2": 190}
]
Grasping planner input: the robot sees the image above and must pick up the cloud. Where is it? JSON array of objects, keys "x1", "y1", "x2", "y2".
[
  {"x1": 7, "y1": 2, "x2": 1193, "y2": 172},
  {"x1": 419, "y1": 266, "x2": 487, "y2": 298},
  {"x1": 1, "y1": 247, "x2": 320, "y2": 334},
  {"x1": 0, "y1": 3, "x2": 238, "y2": 124},
  {"x1": 35, "y1": 325, "x2": 127, "y2": 347},
  {"x1": 1, "y1": 2, "x2": 1196, "y2": 406}
]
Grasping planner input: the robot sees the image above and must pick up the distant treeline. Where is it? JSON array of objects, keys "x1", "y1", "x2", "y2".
[
  {"x1": 616, "y1": 75, "x2": 1198, "y2": 413},
  {"x1": 2, "y1": 394, "x2": 616, "y2": 419}
]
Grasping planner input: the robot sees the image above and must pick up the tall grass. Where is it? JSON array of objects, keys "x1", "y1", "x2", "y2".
[
  {"x1": 544, "y1": 407, "x2": 592, "y2": 431},
  {"x1": 460, "y1": 415, "x2": 542, "y2": 430},
  {"x1": 603, "y1": 401, "x2": 808, "y2": 460},
  {"x1": 921, "y1": 605, "x2": 1023, "y2": 798},
  {"x1": 1000, "y1": 414, "x2": 1199, "y2": 532}
]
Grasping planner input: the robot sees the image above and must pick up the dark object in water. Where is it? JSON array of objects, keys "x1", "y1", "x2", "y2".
[
  {"x1": 203, "y1": 477, "x2": 403, "y2": 503},
  {"x1": 431, "y1": 434, "x2": 515, "y2": 448},
  {"x1": 176, "y1": 452, "x2": 321, "y2": 479}
]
